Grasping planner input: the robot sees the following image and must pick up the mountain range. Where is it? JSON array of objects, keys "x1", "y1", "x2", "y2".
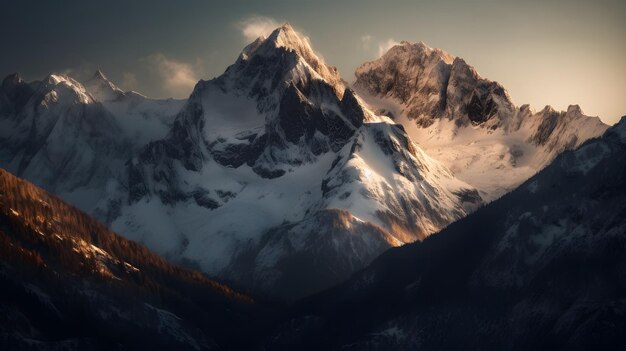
[
  {"x1": 0, "y1": 22, "x2": 623, "y2": 350},
  {"x1": 267, "y1": 115, "x2": 626, "y2": 350},
  {"x1": 0, "y1": 24, "x2": 609, "y2": 300}
]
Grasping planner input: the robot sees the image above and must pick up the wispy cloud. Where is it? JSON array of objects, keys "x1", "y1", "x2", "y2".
[
  {"x1": 361, "y1": 35, "x2": 372, "y2": 50},
  {"x1": 61, "y1": 62, "x2": 94, "y2": 81},
  {"x1": 237, "y1": 16, "x2": 280, "y2": 42},
  {"x1": 378, "y1": 38, "x2": 400, "y2": 57},
  {"x1": 143, "y1": 53, "x2": 200, "y2": 97},
  {"x1": 121, "y1": 72, "x2": 138, "y2": 91}
]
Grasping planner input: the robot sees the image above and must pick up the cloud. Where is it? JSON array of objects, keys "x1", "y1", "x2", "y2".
[
  {"x1": 121, "y1": 72, "x2": 138, "y2": 91},
  {"x1": 144, "y1": 53, "x2": 199, "y2": 97},
  {"x1": 378, "y1": 38, "x2": 400, "y2": 57},
  {"x1": 61, "y1": 62, "x2": 94, "y2": 81},
  {"x1": 361, "y1": 35, "x2": 372, "y2": 50},
  {"x1": 237, "y1": 16, "x2": 280, "y2": 42}
]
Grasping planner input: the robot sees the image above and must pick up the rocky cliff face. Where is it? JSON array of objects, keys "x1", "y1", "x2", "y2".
[{"x1": 354, "y1": 41, "x2": 515, "y2": 129}]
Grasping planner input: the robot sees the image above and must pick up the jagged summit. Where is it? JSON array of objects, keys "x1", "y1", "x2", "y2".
[
  {"x1": 356, "y1": 40, "x2": 515, "y2": 128},
  {"x1": 43, "y1": 73, "x2": 81, "y2": 87},
  {"x1": 383, "y1": 40, "x2": 455, "y2": 64},
  {"x1": 179, "y1": 23, "x2": 369, "y2": 173},
  {"x1": 249, "y1": 22, "x2": 309, "y2": 54},
  {"x1": 566, "y1": 104, "x2": 583, "y2": 114},
  {"x1": 230, "y1": 24, "x2": 344, "y2": 97},
  {"x1": 354, "y1": 41, "x2": 608, "y2": 201},
  {"x1": 264, "y1": 23, "x2": 313, "y2": 55},
  {"x1": 38, "y1": 73, "x2": 94, "y2": 104},
  {"x1": 93, "y1": 69, "x2": 107, "y2": 80},
  {"x1": 85, "y1": 69, "x2": 124, "y2": 101}
]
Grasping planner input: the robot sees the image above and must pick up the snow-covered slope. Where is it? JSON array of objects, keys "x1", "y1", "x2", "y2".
[
  {"x1": 270, "y1": 116, "x2": 626, "y2": 351},
  {"x1": 116, "y1": 24, "x2": 482, "y2": 299},
  {"x1": 355, "y1": 42, "x2": 609, "y2": 200},
  {"x1": 84, "y1": 70, "x2": 185, "y2": 148},
  {"x1": 0, "y1": 73, "x2": 128, "y2": 213},
  {"x1": 0, "y1": 72, "x2": 185, "y2": 216}
]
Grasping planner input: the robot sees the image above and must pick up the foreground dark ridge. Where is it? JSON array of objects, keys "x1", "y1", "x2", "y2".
[
  {"x1": 266, "y1": 117, "x2": 626, "y2": 350},
  {"x1": 0, "y1": 168, "x2": 275, "y2": 350}
]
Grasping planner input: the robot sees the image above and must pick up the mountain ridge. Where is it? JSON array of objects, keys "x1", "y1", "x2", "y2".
[
  {"x1": 354, "y1": 41, "x2": 608, "y2": 200},
  {"x1": 0, "y1": 70, "x2": 185, "y2": 217}
]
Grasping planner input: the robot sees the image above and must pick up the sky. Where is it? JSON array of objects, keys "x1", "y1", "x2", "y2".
[{"x1": 1, "y1": 0, "x2": 624, "y2": 124}]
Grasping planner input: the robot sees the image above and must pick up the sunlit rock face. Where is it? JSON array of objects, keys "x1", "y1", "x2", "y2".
[{"x1": 354, "y1": 41, "x2": 608, "y2": 201}]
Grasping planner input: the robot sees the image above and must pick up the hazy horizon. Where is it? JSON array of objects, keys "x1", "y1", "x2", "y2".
[{"x1": 2, "y1": 0, "x2": 624, "y2": 124}]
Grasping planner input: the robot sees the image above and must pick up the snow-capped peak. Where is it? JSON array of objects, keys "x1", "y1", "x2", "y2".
[
  {"x1": 44, "y1": 73, "x2": 78, "y2": 87},
  {"x1": 265, "y1": 23, "x2": 313, "y2": 54},
  {"x1": 40, "y1": 73, "x2": 93, "y2": 104},
  {"x1": 85, "y1": 70, "x2": 125, "y2": 102},
  {"x1": 355, "y1": 40, "x2": 519, "y2": 128},
  {"x1": 386, "y1": 41, "x2": 455, "y2": 64},
  {"x1": 354, "y1": 41, "x2": 608, "y2": 202},
  {"x1": 236, "y1": 23, "x2": 344, "y2": 97}
]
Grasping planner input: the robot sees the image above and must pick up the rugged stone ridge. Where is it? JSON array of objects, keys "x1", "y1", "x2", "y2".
[
  {"x1": 354, "y1": 41, "x2": 608, "y2": 200},
  {"x1": 354, "y1": 41, "x2": 515, "y2": 128}
]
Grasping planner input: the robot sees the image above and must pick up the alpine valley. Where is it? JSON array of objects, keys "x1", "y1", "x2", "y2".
[{"x1": 0, "y1": 20, "x2": 623, "y2": 351}]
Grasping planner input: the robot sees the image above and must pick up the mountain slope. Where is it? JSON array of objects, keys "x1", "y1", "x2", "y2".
[
  {"x1": 0, "y1": 168, "x2": 272, "y2": 350},
  {"x1": 0, "y1": 72, "x2": 184, "y2": 218},
  {"x1": 0, "y1": 73, "x2": 128, "y2": 214},
  {"x1": 84, "y1": 70, "x2": 186, "y2": 148},
  {"x1": 116, "y1": 24, "x2": 482, "y2": 299},
  {"x1": 269, "y1": 116, "x2": 626, "y2": 350},
  {"x1": 355, "y1": 41, "x2": 609, "y2": 200}
]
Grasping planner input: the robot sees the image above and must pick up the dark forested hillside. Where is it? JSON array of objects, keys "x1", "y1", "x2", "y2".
[{"x1": 0, "y1": 168, "x2": 273, "y2": 350}]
